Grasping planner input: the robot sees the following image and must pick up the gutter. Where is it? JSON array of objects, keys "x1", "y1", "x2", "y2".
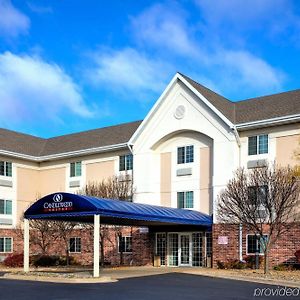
[
  {"x1": 236, "y1": 114, "x2": 300, "y2": 130},
  {"x1": 0, "y1": 143, "x2": 129, "y2": 162}
]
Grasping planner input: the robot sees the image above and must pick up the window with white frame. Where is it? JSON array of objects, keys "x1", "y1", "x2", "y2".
[
  {"x1": 70, "y1": 161, "x2": 82, "y2": 177},
  {"x1": 248, "y1": 135, "x2": 268, "y2": 155},
  {"x1": 177, "y1": 191, "x2": 194, "y2": 209},
  {"x1": 69, "y1": 237, "x2": 81, "y2": 253},
  {"x1": 118, "y1": 236, "x2": 132, "y2": 253},
  {"x1": 248, "y1": 186, "x2": 268, "y2": 205},
  {"x1": 0, "y1": 161, "x2": 12, "y2": 177},
  {"x1": 247, "y1": 234, "x2": 268, "y2": 254},
  {"x1": 119, "y1": 154, "x2": 133, "y2": 171},
  {"x1": 177, "y1": 145, "x2": 194, "y2": 164},
  {"x1": 0, "y1": 237, "x2": 12, "y2": 253},
  {"x1": 0, "y1": 200, "x2": 12, "y2": 215}
]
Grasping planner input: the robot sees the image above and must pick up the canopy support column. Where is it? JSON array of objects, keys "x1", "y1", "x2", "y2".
[
  {"x1": 93, "y1": 214, "x2": 100, "y2": 277},
  {"x1": 23, "y1": 218, "x2": 30, "y2": 273}
]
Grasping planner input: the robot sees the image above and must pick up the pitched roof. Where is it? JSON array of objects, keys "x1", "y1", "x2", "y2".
[
  {"x1": 180, "y1": 73, "x2": 300, "y2": 124},
  {"x1": 0, "y1": 120, "x2": 142, "y2": 158}
]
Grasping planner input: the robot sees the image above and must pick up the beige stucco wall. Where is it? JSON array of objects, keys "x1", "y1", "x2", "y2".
[
  {"x1": 39, "y1": 167, "x2": 66, "y2": 197},
  {"x1": 16, "y1": 167, "x2": 40, "y2": 223},
  {"x1": 160, "y1": 152, "x2": 171, "y2": 206},
  {"x1": 200, "y1": 147, "x2": 212, "y2": 214},
  {"x1": 276, "y1": 134, "x2": 300, "y2": 167},
  {"x1": 86, "y1": 160, "x2": 115, "y2": 183}
]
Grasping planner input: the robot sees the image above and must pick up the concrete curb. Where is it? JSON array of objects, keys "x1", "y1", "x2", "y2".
[
  {"x1": 0, "y1": 274, "x2": 117, "y2": 284},
  {"x1": 178, "y1": 271, "x2": 300, "y2": 288}
]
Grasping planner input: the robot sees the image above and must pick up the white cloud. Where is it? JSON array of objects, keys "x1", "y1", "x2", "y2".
[
  {"x1": 0, "y1": 0, "x2": 30, "y2": 38},
  {"x1": 131, "y1": 4, "x2": 199, "y2": 58},
  {"x1": 27, "y1": 2, "x2": 53, "y2": 14},
  {"x1": 87, "y1": 47, "x2": 170, "y2": 100},
  {"x1": 0, "y1": 52, "x2": 93, "y2": 125}
]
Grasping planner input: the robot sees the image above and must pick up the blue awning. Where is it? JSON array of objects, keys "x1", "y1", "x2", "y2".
[{"x1": 24, "y1": 193, "x2": 212, "y2": 227}]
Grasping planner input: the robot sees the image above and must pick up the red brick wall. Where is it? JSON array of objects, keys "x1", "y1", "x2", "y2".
[
  {"x1": 213, "y1": 223, "x2": 300, "y2": 268},
  {"x1": 0, "y1": 226, "x2": 153, "y2": 266}
]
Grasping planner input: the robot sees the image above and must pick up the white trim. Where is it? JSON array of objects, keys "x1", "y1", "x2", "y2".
[
  {"x1": 0, "y1": 143, "x2": 129, "y2": 162},
  {"x1": 69, "y1": 237, "x2": 82, "y2": 254},
  {"x1": 236, "y1": 114, "x2": 300, "y2": 130},
  {"x1": 129, "y1": 73, "x2": 235, "y2": 145},
  {"x1": 0, "y1": 236, "x2": 13, "y2": 253},
  {"x1": 246, "y1": 234, "x2": 268, "y2": 256},
  {"x1": 117, "y1": 235, "x2": 133, "y2": 254}
]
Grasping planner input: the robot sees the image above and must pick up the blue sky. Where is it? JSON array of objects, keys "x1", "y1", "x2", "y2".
[{"x1": 1, "y1": 0, "x2": 300, "y2": 137}]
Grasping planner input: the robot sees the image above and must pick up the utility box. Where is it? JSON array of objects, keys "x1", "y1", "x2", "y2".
[{"x1": 153, "y1": 255, "x2": 161, "y2": 267}]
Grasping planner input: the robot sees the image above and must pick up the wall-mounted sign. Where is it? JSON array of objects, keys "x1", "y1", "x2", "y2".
[
  {"x1": 139, "y1": 227, "x2": 149, "y2": 233},
  {"x1": 218, "y1": 236, "x2": 228, "y2": 245}
]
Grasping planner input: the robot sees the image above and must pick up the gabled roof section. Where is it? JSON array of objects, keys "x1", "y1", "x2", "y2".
[
  {"x1": 235, "y1": 90, "x2": 300, "y2": 124},
  {"x1": 0, "y1": 121, "x2": 142, "y2": 159},
  {"x1": 179, "y1": 73, "x2": 236, "y2": 123},
  {"x1": 180, "y1": 73, "x2": 300, "y2": 126}
]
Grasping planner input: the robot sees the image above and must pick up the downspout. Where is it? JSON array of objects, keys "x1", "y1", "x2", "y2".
[
  {"x1": 231, "y1": 126, "x2": 243, "y2": 261},
  {"x1": 127, "y1": 143, "x2": 134, "y2": 201}
]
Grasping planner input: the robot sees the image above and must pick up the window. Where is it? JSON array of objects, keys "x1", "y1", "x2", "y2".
[
  {"x1": 118, "y1": 236, "x2": 132, "y2": 253},
  {"x1": 70, "y1": 161, "x2": 82, "y2": 177},
  {"x1": 247, "y1": 235, "x2": 268, "y2": 254},
  {"x1": 0, "y1": 161, "x2": 12, "y2": 177},
  {"x1": 177, "y1": 146, "x2": 194, "y2": 164},
  {"x1": 177, "y1": 191, "x2": 194, "y2": 209},
  {"x1": 119, "y1": 154, "x2": 133, "y2": 171},
  {"x1": 69, "y1": 237, "x2": 81, "y2": 253},
  {"x1": 248, "y1": 135, "x2": 268, "y2": 155},
  {"x1": 0, "y1": 200, "x2": 12, "y2": 215},
  {"x1": 248, "y1": 186, "x2": 268, "y2": 205},
  {"x1": 0, "y1": 237, "x2": 12, "y2": 253}
]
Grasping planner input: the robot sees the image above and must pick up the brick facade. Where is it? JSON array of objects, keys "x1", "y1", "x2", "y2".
[
  {"x1": 0, "y1": 226, "x2": 154, "y2": 266},
  {"x1": 213, "y1": 223, "x2": 300, "y2": 268}
]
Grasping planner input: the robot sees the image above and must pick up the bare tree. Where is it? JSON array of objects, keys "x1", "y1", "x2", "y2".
[
  {"x1": 78, "y1": 175, "x2": 134, "y2": 266},
  {"x1": 52, "y1": 221, "x2": 77, "y2": 265},
  {"x1": 217, "y1": 164, "x2": 300, "y2": 274}
]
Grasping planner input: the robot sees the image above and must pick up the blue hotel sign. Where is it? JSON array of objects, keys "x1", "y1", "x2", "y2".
[{"x1": 43, "y1": 193, "x2": 73, "y2": 213}]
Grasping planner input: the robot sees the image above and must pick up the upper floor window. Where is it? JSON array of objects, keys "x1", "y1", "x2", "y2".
[
  {"x1": 177, "y1": 191, "x2": 194, "y2": 209},
  {"x1": 69, "y1": 237, "x2": 81, "y2": 253},
  {"x1": 177, "y1": 145, "x2": 194, "y2": 164},
  {"x1": 248, "y1": 135, "x2": 268, "y2": 156},
  {"x1": 248, "y1": 186, "x2": 268, "y2": 205},
  {"x1": 70, "y1": 161, "x2": 82, "y2": 177},
  {"x1": 0, "y1": 161, "x2": 12, "y2": 177},
  {"x1": 119, "y1": 154, "x2": 133, "y2": 171},
  {"x1": 0, "y1": 200, "x2": 12, "y2": 215},
  {"x1": 0, "y1": 237, "x2": 12, "y2": 253},
  {"x1": 118, "y1": 236, "x2": 132, "y2": 253}
]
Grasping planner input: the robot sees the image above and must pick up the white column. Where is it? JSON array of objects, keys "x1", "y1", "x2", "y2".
[
  {"x1": 23, "y1": 218, "x2": 30, "y2": 273},
  {"x1": 93, "y1": 214, "x2": 100, "y2": 277}
]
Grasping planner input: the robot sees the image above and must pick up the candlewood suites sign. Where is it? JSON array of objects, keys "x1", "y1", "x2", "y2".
[{"x1": 43, "y1": 194, "x2": 73, "y2": 213}]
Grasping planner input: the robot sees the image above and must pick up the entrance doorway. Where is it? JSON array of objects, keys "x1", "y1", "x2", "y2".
[
  {"x1": 179, "y1": 234, "x2": 192, "y2": 266},
  {"x1": 155, "y1": 232, "x2": 212, "y2": 267}
]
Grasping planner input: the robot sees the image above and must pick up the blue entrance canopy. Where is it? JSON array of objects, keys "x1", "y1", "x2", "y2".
[{"x1": 24, "y1": 193, "x2": 212, "y2": 227}]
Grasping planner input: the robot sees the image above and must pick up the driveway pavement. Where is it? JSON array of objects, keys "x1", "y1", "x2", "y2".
[{"x1": 0, "y1": 272, "x2": 297, "y2": 300}]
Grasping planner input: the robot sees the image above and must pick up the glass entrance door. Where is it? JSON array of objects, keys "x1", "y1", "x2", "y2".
[{"x1": 179, "y1": 234, "x2": 192, "y2": 266}]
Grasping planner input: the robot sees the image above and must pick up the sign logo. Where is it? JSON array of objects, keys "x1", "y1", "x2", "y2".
[{"x1": 53, "y1": 194, "x2": 63, "y2": 202}]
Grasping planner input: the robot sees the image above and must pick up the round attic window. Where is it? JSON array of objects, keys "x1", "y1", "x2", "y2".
[{"x1": 174, "y1": 105, "x2": 185, "y2": 119}]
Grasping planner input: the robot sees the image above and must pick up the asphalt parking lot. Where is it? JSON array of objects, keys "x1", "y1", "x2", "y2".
[{"x1": 0, "y1": 273, "x2": 296, "y2": 300}]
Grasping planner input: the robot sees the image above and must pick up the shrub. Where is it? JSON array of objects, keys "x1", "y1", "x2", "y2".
[
  {"x1": 3, "y1": 253, "x2": 23, "y2": 267},
  {"x1": 32, "y1": 255, "x2": 60, "y2": 267},
  {"x1": 273, "y1": 264, "x2": 293, "y2": 271},
  {"x1": 216, "y1": 260, "x2": 225, "y2": 269},
  {"x1": 294, "y1": 250, "x2": 300, "y2": 263},
  {"x1": 58, "y1": 256, "x2": 77, "y2": 266},
  {"x1": 227, "y1": 259, "x2": 246, "y2": 269},
  {"x1": 244, "y1": 255, "x2": 263, "y2": 269}
]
